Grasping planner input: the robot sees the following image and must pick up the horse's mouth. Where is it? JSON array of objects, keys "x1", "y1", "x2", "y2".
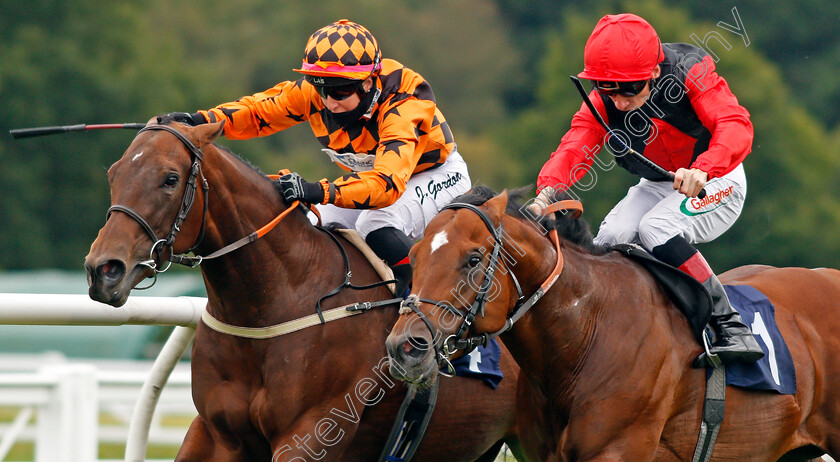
[
  {"x1": 86, "y1": 262, "x2": 152, "y2": 307},
  {"x1": 387, "y1": 351, "x2": 439, "y2": 388},
  {"x1": 88, "y1": 281, "x2": 131, "y2": 306}
]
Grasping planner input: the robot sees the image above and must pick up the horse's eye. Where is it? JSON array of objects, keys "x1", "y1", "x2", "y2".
[
  {"x1": 163, "y1": 173, "x2": 179, "y2": 188},
  {"x1": 466, "y1": 254, "x2": 482, "y2": 268}
]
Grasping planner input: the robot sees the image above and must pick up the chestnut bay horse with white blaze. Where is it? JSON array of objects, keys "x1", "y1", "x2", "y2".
[
  {"x1": 385, "y1": 186, "x2": 840, "y2": 461},
  {"x1": 84, "y1": 120, "x2": 531, "y2": 461}
]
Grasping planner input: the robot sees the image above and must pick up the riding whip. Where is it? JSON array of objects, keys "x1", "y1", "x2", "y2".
[
  {"x1": 570, "y1": 76, "x2": 707, "y2": 199},
  {"x1": 10, "y1": 123, "x2": 146, "y2": 139}
]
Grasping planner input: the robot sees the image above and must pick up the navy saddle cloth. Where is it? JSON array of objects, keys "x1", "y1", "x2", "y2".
[
  {"x1": 713, "y1": 284, "x2": 796, "y2": 394},
  {"x1": 451, "y1": 338, "x2": 504, "y2": 389}
]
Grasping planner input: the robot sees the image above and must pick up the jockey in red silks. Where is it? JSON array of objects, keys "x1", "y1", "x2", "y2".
[{"x1": 533, "y1": 14, "x2": 763, "y2": 364}]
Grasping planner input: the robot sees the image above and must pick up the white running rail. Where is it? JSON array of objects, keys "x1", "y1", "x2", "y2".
[{"x1": 0, "y1": 294, "x2": 205, "y2": 462}]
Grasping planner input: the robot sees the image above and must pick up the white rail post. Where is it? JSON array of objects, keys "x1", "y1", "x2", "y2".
[
  {"x1": 124, "y1": 325, "x2": 196, "y2": 462},
  {"x1": 0, "y1": 406, "x2": 34, "y2": 459},
  {"x1": 35, "y1": 364, "x2": 98, "y2": 462}
]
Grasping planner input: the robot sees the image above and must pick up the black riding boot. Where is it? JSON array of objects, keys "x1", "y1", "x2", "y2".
[
  {"x1": 365, "y1": 227, "x2": 413, "y2": 298},
  {"x1": 703, "y1": 274, "x2": 765, "y2": 363},
  {"x1": 652, "y1": 236, "x2": 764, "y2": 364}
]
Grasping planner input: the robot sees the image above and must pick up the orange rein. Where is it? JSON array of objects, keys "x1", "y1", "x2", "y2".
[
  {"x1": 172, "y1": 171, "x2": 315, "y2": 267},
  {"x1": 254, "y1": 199, "x2": 301, "y2": 238},
  {"x1": 542, "y1": 199, "x2": 584, "y2": 219},
  {"x1": 536, "y1": 199, "x2": 583, "y2": 289},
  {"x1": 493, "y1": 199, "x2": 583, "y2": 331}
]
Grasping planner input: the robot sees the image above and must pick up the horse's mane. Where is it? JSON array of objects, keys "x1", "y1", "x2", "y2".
[
  {"x1": 452, "y1": 185, "x2": 608, "y2": 255},
  {"x1": 214, "y1": 143, "x2": 267, "y2": 176},
  {"x1": 156, "y1": 118, "x2": 268, "y2": 176}
]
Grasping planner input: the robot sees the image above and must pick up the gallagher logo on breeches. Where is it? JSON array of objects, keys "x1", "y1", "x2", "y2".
[{"x1": 680, "y1": 185, "x2": 734, "y2": 216}]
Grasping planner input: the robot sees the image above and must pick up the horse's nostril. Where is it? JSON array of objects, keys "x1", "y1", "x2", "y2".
[
  {"x1": 98, "y1": 260, "x2": 125, "y2": 281},
  {"x1": 403, "y1": 337, "x2": 430, "y2": 358}
]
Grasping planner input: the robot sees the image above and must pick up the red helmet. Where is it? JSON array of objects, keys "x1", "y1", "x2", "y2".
[
  {"x1": 578, "y1": 14, "x2": 663, "y2": 82},
  {"x1": 294, "y1": 19, "x2": 381, "y2": 81}
]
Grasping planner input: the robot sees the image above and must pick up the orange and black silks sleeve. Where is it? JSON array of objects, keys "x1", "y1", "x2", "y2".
[
  {"x1": 197, "y1": 59, "x2": 455, "y2": 209},
  {"x1": 196, "y1": 80, "x2": 311, "y2": 138}
]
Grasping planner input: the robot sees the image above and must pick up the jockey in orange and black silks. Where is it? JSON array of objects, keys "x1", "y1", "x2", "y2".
[
  {"x1": 196, "y1": 20, "x2": 461, "y2": 211},
  {"x1": 168, "y1": 19, "x2": 471, "y2": 296}
]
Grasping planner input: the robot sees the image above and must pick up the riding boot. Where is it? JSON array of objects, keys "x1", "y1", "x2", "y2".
[
  {"x1": 365, "y1": 227, "x2": 414, "y2": 298},
  {"x1": 390, "y1": 258, "x2": 413, "y2": 299},
  {"x1": 703, "y1": 274, "x2": 765, "y2": 363},
  {"x1": 652, "y1": 236, "x2": 764, "y2": 364}
]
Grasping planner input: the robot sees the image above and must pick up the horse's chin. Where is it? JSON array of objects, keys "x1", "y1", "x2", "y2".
[
  {"x1": 388, "y1": 352, "x2": 439, "y2": 389},
  {"x1": 88, "y1": 266, "x2": 151, "y2": 307},
  {"x1": 88, "y1": 284, "x2": 129, "y2": 307}
]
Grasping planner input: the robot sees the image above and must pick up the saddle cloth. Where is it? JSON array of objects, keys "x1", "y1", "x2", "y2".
[
  {"x1": 451, "y1": 339, "x2": 505, "y2": 389},
  {"x1": 711, "y1": 285, "x2": 796, "y2": 394}
]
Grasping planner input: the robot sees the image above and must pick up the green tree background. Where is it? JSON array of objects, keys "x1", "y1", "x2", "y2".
[{"x1": 1, "y1": 0, "x2": 838, "y2": 273}]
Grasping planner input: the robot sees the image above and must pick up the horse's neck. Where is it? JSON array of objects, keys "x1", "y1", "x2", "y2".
[
  {"x1": 499, "y1": 221, "x2": 620, "y2": 397},
  {"x1": 503, "y1": 227, "x2": 674, "y2": 405},
  {"x1": 504, "y1": 246, "x2": 601, "y2": 389},
  {"x1": 199, "y1": 149, "x2": 287, "y2": 243},
  {"x1": 195, "y1": 148, "x2": 328, "y2": 324}
]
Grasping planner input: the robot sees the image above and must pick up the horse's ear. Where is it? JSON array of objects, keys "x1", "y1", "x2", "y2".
[
  {"x1": 484, "y1": 190, "x2": 509, "y2": 225},
  {"x1": 194, "y1": 120, "x2": 226, "y2": 148}
]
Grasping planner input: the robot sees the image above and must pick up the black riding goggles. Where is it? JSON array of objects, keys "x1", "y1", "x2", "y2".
[
  {"x1": 307, "y1": 77, "x2": 364, "y2": 101},
  {"x1": 593, "y1": 79, "x2": 648, "y2": 97}
]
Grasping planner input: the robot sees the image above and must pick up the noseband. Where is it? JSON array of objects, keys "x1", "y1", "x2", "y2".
[
  {"x1": 106, "y1": 124, "x2": 209, "y2": 283},
  {"x1": 399, "y1": 201, "x2": 567, "y2": 375}
]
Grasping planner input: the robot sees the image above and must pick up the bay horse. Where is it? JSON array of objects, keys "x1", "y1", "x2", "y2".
[
  {"x1": 83, "y1": 120, "x2": 530, "y2": 461},
  {"x1": 385, "y1": 186, "x2": 840, "y2": 461}
]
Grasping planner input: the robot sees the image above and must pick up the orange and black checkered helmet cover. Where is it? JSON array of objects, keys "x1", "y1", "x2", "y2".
[{"x1": 294, "y1": 19, "x2": 381, "y2": 80}]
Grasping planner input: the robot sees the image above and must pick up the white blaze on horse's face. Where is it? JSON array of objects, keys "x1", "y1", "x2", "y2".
[
  {"x1": 430, "y1": 230, "x2": 449, "y2": 254},
  {"x1": 131, "y1": 151, "x2": 144, "y2": 162}
]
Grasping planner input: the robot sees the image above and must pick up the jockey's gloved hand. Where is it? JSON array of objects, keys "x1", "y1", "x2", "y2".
[
  {"x1": 527, "y1": 186, "x2": 558, "y2": 217},
  {"x1": 155, "y1": 112, "x2": 207, "y2": 126},
  {"x1": 275, "y1": 172, "x2": 326, "y2": 204}
]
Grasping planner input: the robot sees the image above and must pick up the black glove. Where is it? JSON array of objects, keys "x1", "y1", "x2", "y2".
[
  {"x1": 275, "y1": 173, "x2": 326, "y2": 204},
  {"x1": 156, "y1": 112, "x2": 207, "y2": 126}
]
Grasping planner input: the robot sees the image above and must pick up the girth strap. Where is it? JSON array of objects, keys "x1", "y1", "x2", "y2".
[
  {"x1": 692, "y1": 363, "x2": 726, "y2": 462},
  {"x1": 378, "y1": 376, "x2": 440, "y2": 462},
  {"x1": 200, "y1": 297, "x2": 397, "y2": 339}
]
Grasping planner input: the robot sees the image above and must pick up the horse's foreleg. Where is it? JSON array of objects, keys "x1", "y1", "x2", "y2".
[
  {"x1": 473, "y1": 440, "x2": 505, "y2": 462},
  {"x1": 559, "y1": 433, "x2": 666, "y2": 462},
  {"x1": 175, "y1": 416, "x2": 252, "y2": 462},
  {"x1": 269, "y1": 413, "x2": 362, "y2": 462}
]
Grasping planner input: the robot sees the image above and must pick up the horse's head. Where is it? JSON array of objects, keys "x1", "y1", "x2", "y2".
[
  {"x1": 386, "y1": 190, "x2": 526, "y2": 386},
  {"x1": 84, "y1": 120, "x2": 225, "y2": 306}
]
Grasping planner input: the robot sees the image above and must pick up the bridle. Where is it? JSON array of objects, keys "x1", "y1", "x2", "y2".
[
  {"x1": 106, "y1": 125, "x2": 209, "y2": 285},
  {"x1": 105, "y1": 123, "x2": 401, "y2": 335},
  {"x1": 399, "y1": 201, "x2": 574, "y2": 375},
  {"x1": 106, "y1": 124, "x2": 297, "y2": 288}
]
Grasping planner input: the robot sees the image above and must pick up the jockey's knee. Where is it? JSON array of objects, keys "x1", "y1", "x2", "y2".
[
  {"x1": 356, "y1": 210, "x2": 411, "y2": 242},
  {"x1": 365, "y1": 226, "x2": 413, "y2": 265},
  {"x1": 637, "y1": 216, "x2": 677, "y2": 251},
  {"x1": 593, "y1": 224, "x2": 638, "y2": 247}
]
